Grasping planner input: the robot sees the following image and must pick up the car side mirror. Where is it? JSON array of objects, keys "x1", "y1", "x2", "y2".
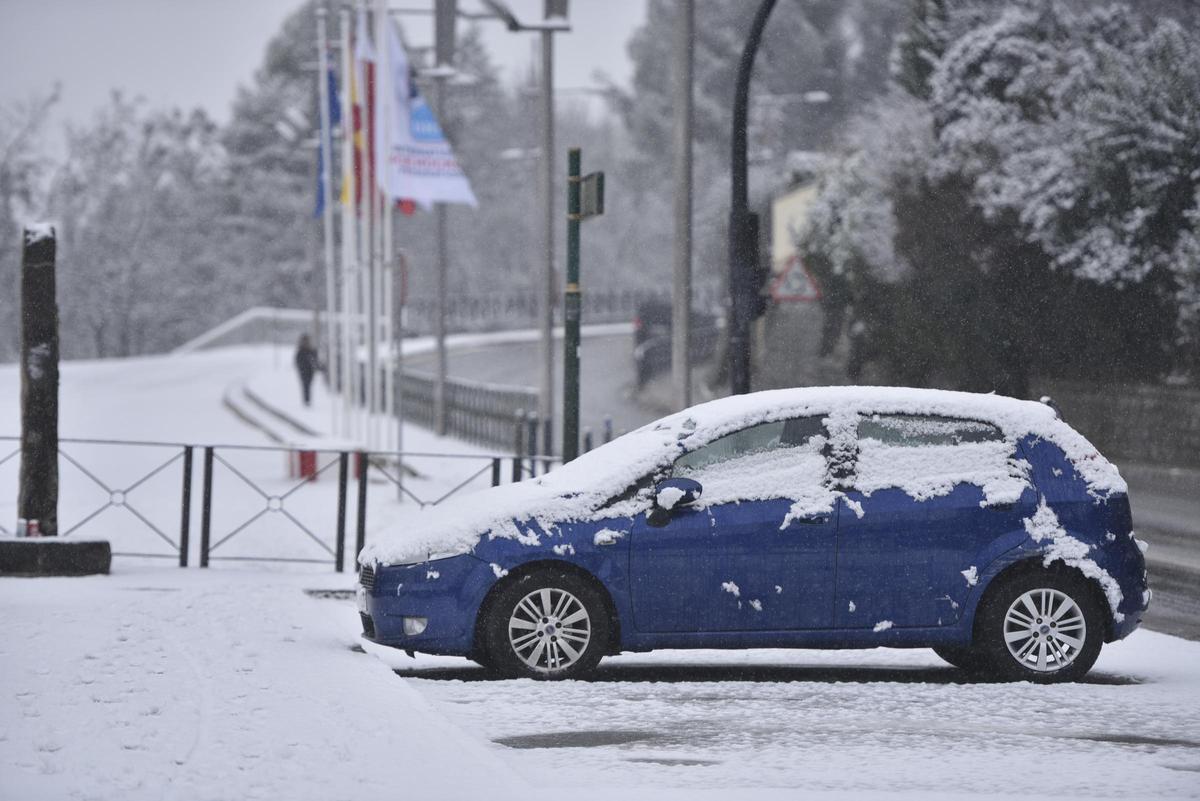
[
  {"x1": 654, "y1": 478, "x2": 702, "y2": 510},
  {"x1": 647, "y1": 478, "x2": 702, "y2": 528}
]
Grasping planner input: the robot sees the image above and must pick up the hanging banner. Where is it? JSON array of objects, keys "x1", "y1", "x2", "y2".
[{"x1": 376, "y1": 17, "x2": 478, "y2": 209}]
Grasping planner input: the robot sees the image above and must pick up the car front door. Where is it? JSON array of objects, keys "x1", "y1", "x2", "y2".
[
  {"x1": 834, "y1": 413, "x2": 1038, "y2": 629},
  {"x1": 628, "y1": 417, "x2": 839, "y2": 633}
]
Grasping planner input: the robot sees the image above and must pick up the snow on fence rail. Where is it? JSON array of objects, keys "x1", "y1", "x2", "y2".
[
  {"x1": 173, "y1": 285, "x2": 727, "y2": 354},
  {"x1": 0, "y1": 436, "x2": 558, "y2": 570}
]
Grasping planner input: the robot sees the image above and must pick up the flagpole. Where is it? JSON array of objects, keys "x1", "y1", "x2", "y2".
[
  {"x1": 374, "y1": 0, "x2": 391, "y2": 455},
  {"x1": 394, "y1": 249, "x2": 406, "y2": 501},
  {"x1": 364, "y1": 0, "x2": 378, "y2": 451},
  {"x1": 316, "y1": 7, "x2": 338, "y2": 436},
  {"x1": 356, "y1": 1, "x2": 374, "y2": 447},
  {"x1": 378, "y1": 11, "x2": 403, "y2": 493},
  {"x1": 339, "y1": 5, "x2": 356, "y2": 440}
]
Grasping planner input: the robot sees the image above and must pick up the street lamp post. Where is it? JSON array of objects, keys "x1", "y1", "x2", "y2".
[
  {"x1": 480, "y1": 0, "x2": 570, "y2": 455},
  {"x1": 728, "y1": 0, "x2": 777, "y2": 396},
  {"x1": 671, "y1": 0, "x2": 694, "y2": 410}
]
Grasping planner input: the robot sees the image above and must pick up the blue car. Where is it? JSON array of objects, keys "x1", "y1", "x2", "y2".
[{"x1": 357, "y1": 387, "x2": 1149, "y2": 682}]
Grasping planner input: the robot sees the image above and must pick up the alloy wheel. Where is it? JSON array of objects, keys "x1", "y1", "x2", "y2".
[
  {"x1": 1003, "y1": 588, "x2": 1087, "y2": 673},
  {"x1": 507, "y1": 587, "x2": 592, "y2": 673}
]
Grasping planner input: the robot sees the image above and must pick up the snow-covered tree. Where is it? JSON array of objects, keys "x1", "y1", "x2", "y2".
[
  {"x1": 48, "y1": 94, "x2": 227, "y2": 357},
  {"x1": 801, "y1": 0, "x2": 1198, "y2": 389},
  {"x1": 0, "y1": 89, "x2": 57, "y2": 360}
]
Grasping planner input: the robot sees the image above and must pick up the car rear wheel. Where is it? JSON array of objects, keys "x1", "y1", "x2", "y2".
[
  {"x1": 975, "y1": 567, "x2": 1104, "y2": 683},
  {"x1": 484, "y1": 569, "x2": 610, "y2": 680}
]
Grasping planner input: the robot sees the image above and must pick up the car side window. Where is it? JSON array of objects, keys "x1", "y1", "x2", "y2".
[
  {"x1": 672, "y1": 417, "x2": 825, "y2": 475},
  {"x1": 852, "y1": 413, "x2": 1016, "y2": 498},
  {"x1": 668, "y1": 417, "x2": 829, "y2": 506},
  {"x1": 856, "y1": 414, "x2": 1003, "y2": 446}
]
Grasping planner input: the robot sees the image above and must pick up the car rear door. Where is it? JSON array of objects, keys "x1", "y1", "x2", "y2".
[
  {"x1": 628, "y1": 417, "x2": 839, "y2": 633},
  {"x1": 834, "y1": 413, "x2": 1037, "y2": 629}
]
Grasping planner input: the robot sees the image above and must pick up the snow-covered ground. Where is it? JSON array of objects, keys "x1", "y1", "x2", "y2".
[
  {"x1": 3, "y1": 344, "x2": 1200, "y2": 799},
  {"x1": 2, "y1": 567, "x2": 1199, "y2": 800}
]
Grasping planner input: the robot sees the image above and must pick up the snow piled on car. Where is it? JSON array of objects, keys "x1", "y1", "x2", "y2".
[
  {"x1": 359, "y1": 386, "x2": 1126, "y2": 567},
  {"x1": 1023, "y1": 498, "x2": 1126, "y2": 620}
]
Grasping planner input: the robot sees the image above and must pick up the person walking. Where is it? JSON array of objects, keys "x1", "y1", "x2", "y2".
[{"x1": 294, "y1": 333, "x2": 321, "y2": 407}]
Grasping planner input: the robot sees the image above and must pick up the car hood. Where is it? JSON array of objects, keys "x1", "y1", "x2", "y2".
[{"x1": 358, "y1": 425, "x2": 683, "y2": 567}]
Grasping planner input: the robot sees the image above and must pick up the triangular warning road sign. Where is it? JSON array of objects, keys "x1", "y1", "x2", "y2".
[{"x1": 770, "y1": 255, "x2": 822, "y2": 302}]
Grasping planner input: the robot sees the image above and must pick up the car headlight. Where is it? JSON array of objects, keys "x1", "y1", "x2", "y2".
[{"x1": 403, "y1": 616, "x2": 428, "y2": 636}]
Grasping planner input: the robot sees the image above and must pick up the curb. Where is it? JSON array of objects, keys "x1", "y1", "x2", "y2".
[{"x1": 0, "y1": 539, "x2": 112, "y2": 576}]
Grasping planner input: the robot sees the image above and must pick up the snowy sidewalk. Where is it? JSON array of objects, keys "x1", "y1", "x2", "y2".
[{"x1": 0, "y1": 568, "x2": 522, "y2": 801}]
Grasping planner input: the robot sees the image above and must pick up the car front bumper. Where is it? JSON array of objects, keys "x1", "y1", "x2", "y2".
[{"x1": 358, "y1": 554, "x2": 495, "y2": 656}]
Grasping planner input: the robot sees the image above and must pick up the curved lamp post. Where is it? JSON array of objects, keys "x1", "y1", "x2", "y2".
[{"x1": 728, "y1": 0, "x2": 778, "y2": 395}]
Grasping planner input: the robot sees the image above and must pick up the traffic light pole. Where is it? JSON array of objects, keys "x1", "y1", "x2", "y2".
[
  {"x1": 561, "y1": 148, "x2": 604, "y2": 463},
  {"x1": 563, "y1": 148, "x2": 582, "y2": 463},
  {"x1": 728, "y1": 0, "x2": 777, "y2": 396}
]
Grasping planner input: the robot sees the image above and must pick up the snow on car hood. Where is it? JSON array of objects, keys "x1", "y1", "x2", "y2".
[{"x1": 359, "y1": 386, "x2": 1125, "y2": 566}]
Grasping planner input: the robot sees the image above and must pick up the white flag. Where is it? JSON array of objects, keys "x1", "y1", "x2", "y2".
[{"x1": 376, "y1": 18, "x2": 478, "y2": 208}]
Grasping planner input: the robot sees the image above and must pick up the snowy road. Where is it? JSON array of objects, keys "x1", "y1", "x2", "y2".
[
  {"x1": 385, "y1": 638, "x2": 1200, "y2": 799},
  {"x1": 406, "y1": 332, "x2": 658, "y2": 439}
]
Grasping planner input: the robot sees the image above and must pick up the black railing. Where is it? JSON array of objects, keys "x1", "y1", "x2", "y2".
[
  {"x1": 0, "y1": 436, "x2": 560, "y2": 571},
  {"x1": 401, "y1": 370, "x2": 538, "y2": 450},
  {"x1": 403, "y1": 286, "x2": 724, "y2": 334},
  {"x1": 0, "y1": 436, "x2": 193, "y2": 564}
]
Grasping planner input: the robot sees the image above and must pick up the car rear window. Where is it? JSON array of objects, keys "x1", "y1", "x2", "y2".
[
  {"x1": 851, "y1": 413, "x2": 1025, "y2": 503},
  {"x1": 856, "y1": 414, "x2": 1003, "y2": 446}
]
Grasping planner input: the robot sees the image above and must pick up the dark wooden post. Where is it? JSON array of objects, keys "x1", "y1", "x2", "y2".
[{"x1": 18, "y1": 225, "x2": 59, "y2": 537}]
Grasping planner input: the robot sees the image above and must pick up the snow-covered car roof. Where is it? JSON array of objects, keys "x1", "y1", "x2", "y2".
[{"x1": 360, "y1": 386, "x2": 1124, "y2": 567}]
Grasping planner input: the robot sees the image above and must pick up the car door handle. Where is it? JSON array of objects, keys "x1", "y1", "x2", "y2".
[
  {"x1": 791, "y1": 515, "x2": 830, "y2": 525},
  {"x1": 594, "y1": 531, "x2": 624, "y2": 546}
]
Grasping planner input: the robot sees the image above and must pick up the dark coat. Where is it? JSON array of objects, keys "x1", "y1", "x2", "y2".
[{"x1": 295, "y1": 344, "x2": 320, "y2": 380}]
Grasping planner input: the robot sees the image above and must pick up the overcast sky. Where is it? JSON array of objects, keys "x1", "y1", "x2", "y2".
[{"x1": 0, "y1": 0, "x2": 645, "y2": 145}]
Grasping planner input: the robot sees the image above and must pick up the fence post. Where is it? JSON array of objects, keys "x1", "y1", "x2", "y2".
[
  {"x1": 355, "y1": 452, "x2": 368, "y2": 559},
  {"x1": 513, "y1": 409, "x2": 525, "y2": 481},
  {"x1": 543, "y1": 417, "x2": 553, "y2": 474},
  {"x1": 582, "y1": 428, "x2": 593, "y2": 454},
  {"x1": 199, "y1": 446, "x2": 214, "y2": 568},
  {"x1": 178, "y1": 445, "x2": 193, "y2": 567},
  {"x1": 490, "y1": 457, "x2": 501, "y2": 488},
  {"x1": 335, "y1": 451, "x2": 349, "y2": 572},
  {"x1": 527, "y1": 412, "x2": 539, "y2": 477},
  {"x1": 603, "y1": 415, "x2": 614, "y2": 444}
]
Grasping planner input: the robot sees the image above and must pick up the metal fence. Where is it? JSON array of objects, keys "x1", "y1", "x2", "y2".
[
  {"x1": 399, "y1": 370, "x2": 615, "y2": 458},
  {"x1": 401, "y1": 370, "x2": 538, "y2": 449},
  {"x1": 0, "y1": 437, "x2": 194, "y2": 562},
  {"x1": 404, "y1": 287, "x2": 724, "y2": 334},
  {"x1": 0, "y1": 436, "x2": 559, "y2": 571}
]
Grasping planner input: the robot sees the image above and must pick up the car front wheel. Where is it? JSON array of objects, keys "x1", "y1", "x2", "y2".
[
  {"x1": 483, "y1": 569, "x2": 610, "y2": 680},
  {"x1": 975, "y1": 567, "x2": 1104, "y2": 683}
]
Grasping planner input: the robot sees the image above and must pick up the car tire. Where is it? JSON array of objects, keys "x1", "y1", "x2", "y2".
[
  {"x1": 932, "y1": 645, "x2": 988, "y2": 674},
  {"x1": 974, "y1": 566, "x2": 1104, "y2": 683},
  {"x1": 484, "y1": 569, "x2": 610, "y2": 680}
]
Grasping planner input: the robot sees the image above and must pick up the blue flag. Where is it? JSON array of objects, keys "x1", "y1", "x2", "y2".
[{"x1": 315, "y1": 67, "x2": 342, "y2": 218}]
